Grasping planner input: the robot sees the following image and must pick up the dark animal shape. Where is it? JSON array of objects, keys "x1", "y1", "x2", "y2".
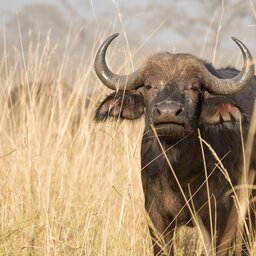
[
  {"x1": 9, "y1": 81, "x2": 75, "y2": 108},
  {"x1": 94, "y1": 34, "x2": 256, "y2": 255},
  {"x1": 8, "y1": 81, "x2": 83, "y2": 132}
]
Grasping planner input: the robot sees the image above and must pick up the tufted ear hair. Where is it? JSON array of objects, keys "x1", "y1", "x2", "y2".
[
  {"x1": 200, "y1": 95, "x2": 242, "y2": 125},
  {"x1": 95, "y1": 90, "x2": 145, "y2": 121}
]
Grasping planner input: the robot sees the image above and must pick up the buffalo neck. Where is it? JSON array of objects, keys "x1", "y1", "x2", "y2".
[{"x1": 141, "y1": 130, "x2": 203, "y2": 188}]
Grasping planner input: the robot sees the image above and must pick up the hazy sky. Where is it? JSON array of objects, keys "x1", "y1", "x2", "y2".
[{"x1": 0, "y1": 0, "x2": 255, "y2": 67}]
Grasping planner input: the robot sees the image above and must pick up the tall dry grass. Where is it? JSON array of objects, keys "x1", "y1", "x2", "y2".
[
  {"x1": 0, "y1": 30, "x2": 153, "y2": 255},
  {"x1": 0, "y1": 18, "x2": 256, "y2": 256}
]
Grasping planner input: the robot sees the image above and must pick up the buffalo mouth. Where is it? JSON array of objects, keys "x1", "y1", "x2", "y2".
[
  {"x1": 152, "y1": 122, "x2": 186, "y2": 139},
  {"x1": 154, "y1": 122, "x2": 184, "y2": 130},
  {"x1": 154, "y1": 121, "x2": 184, "y2": 127}
]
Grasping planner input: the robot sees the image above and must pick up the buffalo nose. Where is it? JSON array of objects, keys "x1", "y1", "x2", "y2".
[{"x1": 153, "y1": 101, "x2": 184, "y2": 124}]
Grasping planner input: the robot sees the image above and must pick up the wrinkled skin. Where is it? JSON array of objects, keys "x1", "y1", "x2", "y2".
[{"x1": 95, "y1": 53, "x2": 256, "y2": 256}]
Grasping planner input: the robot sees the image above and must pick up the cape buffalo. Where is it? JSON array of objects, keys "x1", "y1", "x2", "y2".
[
  {"x1": 94, "y1": 34, "x2": 256, "y2": 255},
  {"x1": 8, "y1": 81, "x2": 83, "y2": 132}
]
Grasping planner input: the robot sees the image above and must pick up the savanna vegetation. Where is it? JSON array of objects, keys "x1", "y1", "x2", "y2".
[{"x1": 0, "y1": 7, "x2": 256, "y2": 255}]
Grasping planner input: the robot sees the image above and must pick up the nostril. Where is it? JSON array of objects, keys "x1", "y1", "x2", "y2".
[
  {"x1": 175, "y1": 108, "x2": 183, "y2": 116},
  {"x1": 154, "y1": 104, "x2": 162, "y2": 115},
  {"x1": 156, "y1": 107, "x2": 161, "y2": 115},
  {"x1": 153, "y1": 106, "x2": 161, "y2": 123}
]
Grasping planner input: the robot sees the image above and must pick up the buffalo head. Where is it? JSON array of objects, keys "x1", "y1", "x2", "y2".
[{"x1": 95, "y1": 33, "x2": 254, "y2": 142}]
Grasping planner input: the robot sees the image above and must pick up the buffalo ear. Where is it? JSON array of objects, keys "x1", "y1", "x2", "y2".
[
  {"x1": 95, "y1": 91, "x2": 144, "y2": 121},
  {"x1": 200, "y1": 95, "x2": 242, "y2": 124}
]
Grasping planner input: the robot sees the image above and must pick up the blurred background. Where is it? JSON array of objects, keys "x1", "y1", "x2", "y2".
[
  {"x1": 0, "y1": 0, "x2": 256, "y2": 92},
  {"x1": 0, "y1": 2, "x2": 255, "y2": 255}
]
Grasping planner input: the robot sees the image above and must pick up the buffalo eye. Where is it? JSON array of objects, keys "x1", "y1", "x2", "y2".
[
  {"x1": 191, "y1": 84, "x2": 200, "y2": 91},
  {"x1": 192, "y1": 84, "x2": 204, "y2": 95},
  {"x1": 145, "y1": 84, "x2": 153, "y2": 90}
]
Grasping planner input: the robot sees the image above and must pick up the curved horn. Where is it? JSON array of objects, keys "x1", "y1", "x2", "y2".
[
  {"x1": 203, "y1": 37, "x2": 255, "y2": 95},
  {"x1": 94, "y1": 33, "x2": 144, "y2": 90}
]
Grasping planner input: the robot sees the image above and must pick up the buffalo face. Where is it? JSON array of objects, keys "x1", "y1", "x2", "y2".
[
  {"x1": 139, "y1": 54, "x2": 205, "y2": 141},
  {"x1": 144, "y1": 84, "x2": 200, "y2": 140}
]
